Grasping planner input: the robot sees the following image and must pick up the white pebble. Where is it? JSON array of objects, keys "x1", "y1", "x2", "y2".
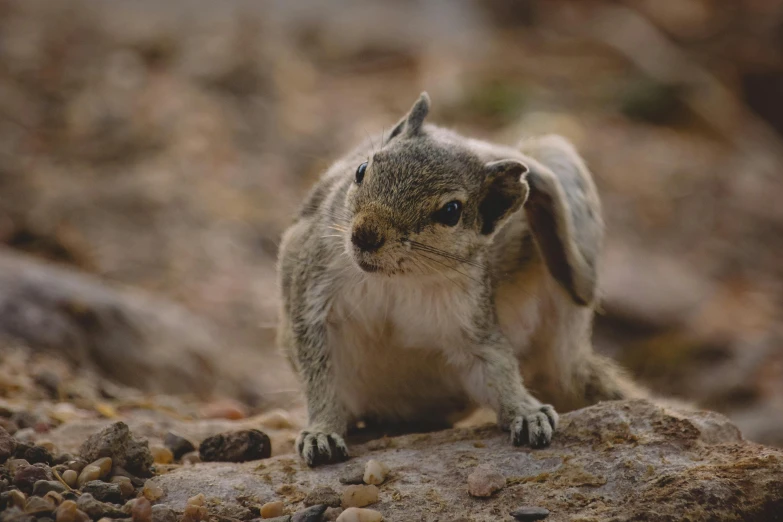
[
  {"x1": 341, "y1": 485, "x2": 379, "y2": 508},
  {"x1": 336, "y1": 507, "x2": 383, "y2": 522},
  {"x1": 362, "y1": 460, "x2": 389, "y2": 485}
]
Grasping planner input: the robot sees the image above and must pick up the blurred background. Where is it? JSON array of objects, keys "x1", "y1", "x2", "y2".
[{"x1": 0, "y1": 0, "x2": 782, "y2": 450}]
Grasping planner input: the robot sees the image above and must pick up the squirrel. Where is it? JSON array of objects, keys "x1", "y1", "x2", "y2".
[{"x1": 276, "y1": 92, "x2": 649, "y2": 467}]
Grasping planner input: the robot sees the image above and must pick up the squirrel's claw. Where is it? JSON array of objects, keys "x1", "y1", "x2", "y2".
[
  {"x1": 511, "y1": 404, "x2": 558, "y2": 448},
  {"x1": 296, "y1": 430, "x2": 350, "y2": 467}
]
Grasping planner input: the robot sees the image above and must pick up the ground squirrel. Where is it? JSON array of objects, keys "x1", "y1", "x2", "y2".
[{"x1": 277, "y1": 92, "x2": 648, "y2": 467}]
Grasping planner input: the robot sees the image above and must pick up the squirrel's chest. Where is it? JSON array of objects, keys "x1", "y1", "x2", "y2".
[{"x1": 328, "y1": 277, "x2": 476, "y2": 352}]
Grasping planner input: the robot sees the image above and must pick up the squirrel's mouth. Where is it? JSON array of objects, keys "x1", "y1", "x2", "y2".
[{"x1": 356, "y1": 260, "x2": 382, "y2": 273}]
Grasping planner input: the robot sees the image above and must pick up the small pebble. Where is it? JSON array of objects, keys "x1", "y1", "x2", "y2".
[
  {"x1": 181, "y1": 451, "x2": 201, "y2": 466},
  {"x1": 292, "y1": 504, "x2": 327, "y2": 522},
  {"x1": 336, "y1": 507, "x2": 383, "y2": 522},
  {"x1": 65, "y1": 460, "x2": 88, "y2": 473},
  {"x1": 8, "y1": 489, "x2": 26, "y2": 508},
  {"x1": 339, "y1": 463, "x2": 366, "y2": 485},
  {"x1": 15, "y1": 463, "x2": 53, "y2": 491},
  {"x1": 131, "y1": 497, "x2": 152, "y2": 522},
  {"x1": 260, "y1": 500, "x2": 284, "y2": 518},
  {"x1": 341, "y1": 485, "x2": 379, "y2": 508},
  {"x1": 142, "y1": 483, "x2": 164, "y2": 501},
  {"x1": 21, "y1": 445, "x2": 54, "y2": 465},
  {"x1": 362, "y1": 460, "x2": 389, "y2": 486},
  {"x1": 467, "y1": 464, "x2": 506, "y2": 497},
  {"x1": 83, "y1": 480, "x2": 124, "y2": 504},
  {"x1": 25, "y1": 495, "x2": 56, "y2": 515},
  {"x1": 324, "y1": 507, "x2": 343, "y2": 521},
  {"x1": 150, "y1": 446, "x2": 173, "y2": 465},
  {"x1": 33, "y1": 480, "x2": 68, "y2": 496},
  {"x1": 151, "y1": 504, "x2": 179, "y2": 522},
  {"x1": 8, "y1": 459, "x2": 31, "y2": 475},
  {"x1": 162, "y1": 433, "x2": 195, "y2": 461},
  {"x1": 55, "y1": 500, "x2": 90, "y2": 522},
  {"x1": 181, "y1": 494, "x2": 207, "y2": 522},
  {"x1": 510, "y1": 506, "x2": 550, "y2": 521},
  {"x1": 111, "y1": 476, "x2": 136, "y2": 498},
  {"x1": 44, "y1": 491, "x2": 64, "y2": 506},
  {"x1": 77, "y1": 465, "x2": 101, "y2": 488},
  {"x1": 92, "y1": 457, "x2": 113, "y2": 478},
  {"x1": 198, "y1": 429, "x2": 271, "y2": 463},
  {"x1": 0, "y1": 426, "x2": 16, "y2": 462},
  {"x1": 61, "y1": 470, "x2": 78, "y2": 488},
  {"x1": 77, "y1": 493, "x2": 126, "y2": 519},
  {"x1": 304, "y1": 486, "x2": 341, "y2": 508}
]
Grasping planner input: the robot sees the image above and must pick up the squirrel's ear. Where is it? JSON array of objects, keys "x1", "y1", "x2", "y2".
[
  {"x1": 519, "y1": 135, "x2": 603, "y2": 306},
  {"x1": 478, "y1": 159, "x2": 529, "y2": 236},
  {"x1": 387, "y1": 92, "x2": 431, "y2": 142}
]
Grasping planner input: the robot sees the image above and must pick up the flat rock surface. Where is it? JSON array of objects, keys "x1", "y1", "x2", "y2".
[{"x1": 148, "y1": 400, "x2": 783, "y2": 522}]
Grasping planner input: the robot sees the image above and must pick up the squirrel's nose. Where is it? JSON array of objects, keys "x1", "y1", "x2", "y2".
[{"x1": 351, "y1": 227, "x2": 385, "y2": 253}]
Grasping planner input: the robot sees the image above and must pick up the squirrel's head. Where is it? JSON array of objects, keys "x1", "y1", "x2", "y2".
[{"x1": 342, "y1": 92, "x2": 529, "y2": 277}]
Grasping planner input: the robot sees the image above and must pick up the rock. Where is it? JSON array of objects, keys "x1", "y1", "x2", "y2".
[
  {"x1": 65, "y1": 460, "x2": 88, "y2": 474},
  {"x1": 510, "y1": 506, "x2": 550, "y2": 521},
  {"x1": 131, "y1": 498, "x2": 152, "y2": 522},
  {"x1": 467, "y1": 464, "x2": 505, "y2": 497},
  {"x1": 338, "y1": 464, "x2": 365, "y2": 485},
  {"x1": 150, "y1": 504, "x2": 178, "y2": 522},
  {"x1": 79, "y1": 423, "x2": 153, "y2": 477},
  {"x1": 335, "y1": 508, "x2": 383, "y2": 522},
  {"x1": 77, "y1": 466, "x2": 102, "y2": 488},
  {"x1": 92, "y1": 458, "x2": 112, "y2": 478},
  {"x1": 32, "y1": 480, "x2": 68, "y2": 496},
  {"x1": 8, "y1": 459, "x2": 31, "y2": 475},
  {"x1": 142, "y1": 483, "x2": 164, "y2": 502},
  {"x1": 198, "y1": 430, "x2": 271, "y2": 463},
  {"x1": 7, "y1": 489, "x2": 26, "y2": 508},
  {"x1": 77, "y1": 493, "x2": 126, "y2": 519},
  {"x1": 0, "y1": 427, "x2": 16, "y2": 463},
  {"x1": 149, "y1": 447, "x2": 173, "y2": 465},
  {"x1": 14, "y1": 463, "x2": 53, "y2": 491},
  {"x1": 180, "y1": 452, "x2": 200, "y2": 466},
  {"x1": 259, "y1": 500, "x2": 284, "y2": 518},
  {"x1": 162, "y1": 434, "x2": 195, "y2": 461},
  {"x1": 181, "y1": 494, "x2": 207, "y2": 522},
  {"x1": 304, "y1": 486, "x2": 341, "y2": 508},
  {"x1": 24, "y1": 495, "x2": 55, "y2": 515},
  {"x1": 83, "y1": 481, "x2": 124, "y2": 504},
  {"x1": 61, "y1": 470, "x2": 78, "y2": 489},
  {"x1": 19, "y1": 445, "x2": 53, "y2": 465},
  {"x1": 43, "y1": 491, "x2": 64, "y2": 506},
  {"x1": 292, "y1": 504, "x2": 327, "y2": 522},
  {"x1": 340, "y1": 486, "x2": 379, "y2": 509},
  {"x1": 144, "y1": 401, "x2": 783, "y2": 520},
  {"x1": 110, "y1": 477, "x2": 135, "y2": 498},
  {"x1": 0, "y1": 250, "x2": 221, "y2": 398},
  {"x1": 362, "y1": 461, "x2": 389, "y2": 486},
  {"x1": 55, "y1": 501, "x2": 90, "y2": 522},
  {"x1": 323, "y1": 508, "x2": 343, "y2": 522}
]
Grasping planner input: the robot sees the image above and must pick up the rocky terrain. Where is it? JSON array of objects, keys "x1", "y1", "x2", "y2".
[{"x1": 1, "y1": 398, "x2": 782, "y2": 522}]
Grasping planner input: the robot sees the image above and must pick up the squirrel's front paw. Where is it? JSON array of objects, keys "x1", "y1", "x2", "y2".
[
  {"x1": 510, "y1": 404, "x2": 558, "y2": 448},
  {"x1": 296, "y1": 430, "x2": 350, "y2": 467}
]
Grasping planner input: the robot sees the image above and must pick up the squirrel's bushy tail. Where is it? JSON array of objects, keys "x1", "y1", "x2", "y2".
[{"x1": 571, "y1": 353, "x2": 693, "y2": 411}]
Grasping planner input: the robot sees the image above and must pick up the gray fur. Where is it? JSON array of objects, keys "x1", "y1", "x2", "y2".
[{"x1": 276, "y1": 92, "x2": 648, "y2": 467}]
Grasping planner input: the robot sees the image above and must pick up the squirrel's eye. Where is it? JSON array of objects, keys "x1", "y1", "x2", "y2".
[
  {"x1": 433, "y1": 200, "x2": 462, "y2": 227},
  {"x1": 355, "y1": 162, "x2": 367, "y2": 184}
]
